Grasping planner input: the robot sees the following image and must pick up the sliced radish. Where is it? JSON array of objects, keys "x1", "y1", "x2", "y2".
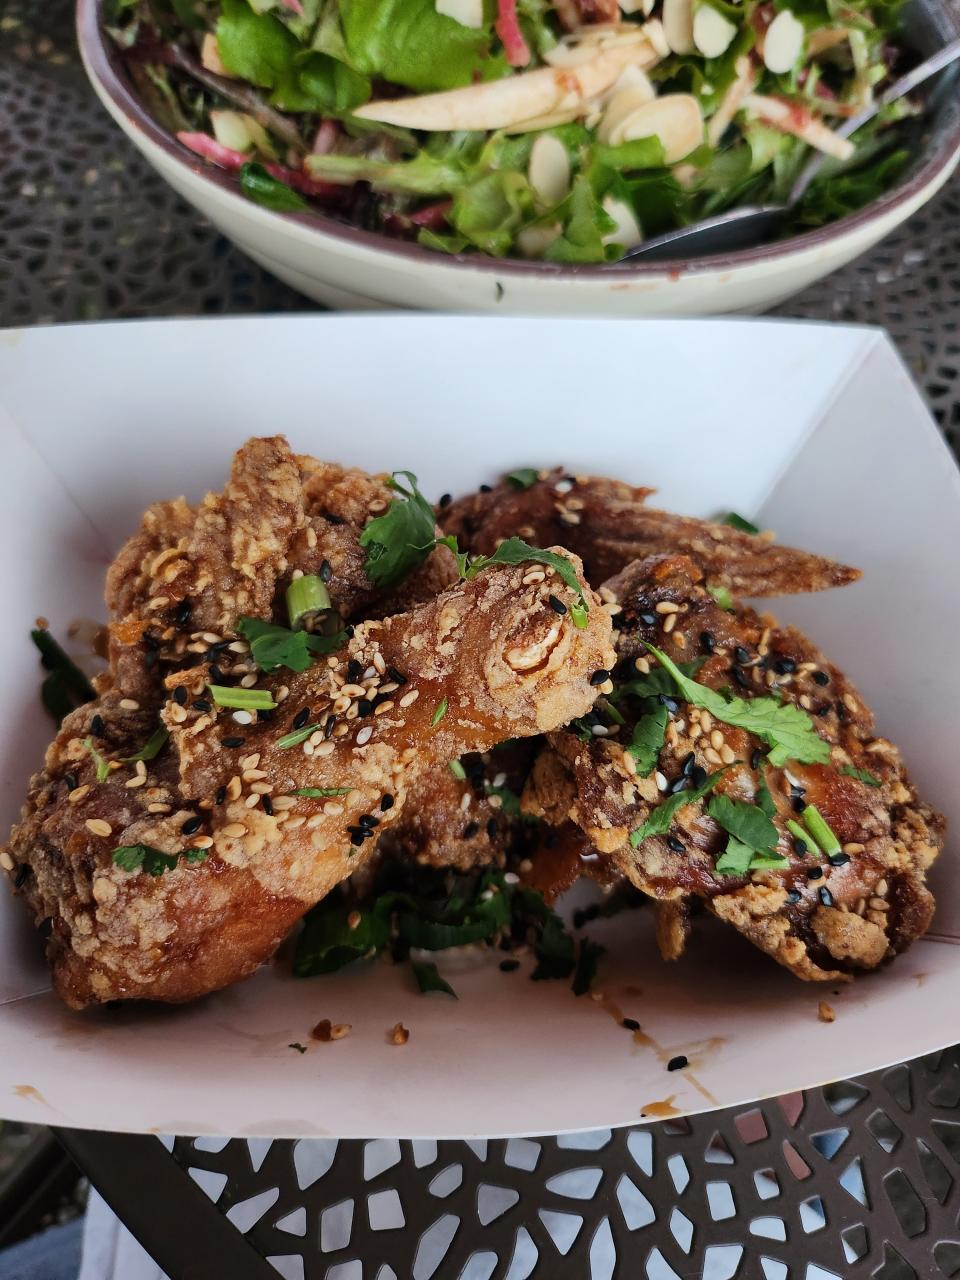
[
  {"x1": 602, "y1": 195, "x2": 643, "y2": 247},
  {"x1": 617, "y1": 93, "x2": 703, "y2": 164},
  {"x1": 528, "y1": 135, "x2": 572, "y2": 208},
  {"x1": 662, "y1": 0, "x2": 694, "y2": 54},
  {"x1": 176, "y1": 131, "x2": 248, "y2": 171},
  {"x1": 436, "y1": 0, "x2": 485, "y2": 28},
  {"x1": 763, "y1": 9, "x2": 804, "y2": 74},
  {"x1": 496, "y1": 0, "x2": 532, "y2": 68},
  {"x1": 693, "y1": 4, "x2": 737, "y2": 59}
]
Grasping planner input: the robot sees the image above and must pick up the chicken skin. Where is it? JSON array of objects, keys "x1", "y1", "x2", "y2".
[
  {"x1": 440, "y1": 467, "x2": 859, "y2": 597},
  {"x1": 524, "y1": 554, "x2": 943, "y2": 981},
  {"x1": 6, "y1": 436, "x2": 614, "y2": 1008}
]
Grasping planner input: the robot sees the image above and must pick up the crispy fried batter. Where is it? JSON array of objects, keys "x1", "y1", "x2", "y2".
[
  {"x1": 524, "y1": 554, "x2": 943, "y2": 981},
  {"x1": 8, "y1": 544, "x2": 612, "y2": 1007},
  {"x1": 441, "y1": 468, "x2": 859, "y2": 596}
]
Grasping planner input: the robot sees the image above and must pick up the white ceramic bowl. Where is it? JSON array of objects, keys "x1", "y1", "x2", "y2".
[{"x1": 78, "y1": 0, "x2": 960, "y2": 315}]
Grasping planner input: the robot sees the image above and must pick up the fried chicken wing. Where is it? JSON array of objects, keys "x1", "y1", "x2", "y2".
[
  {"x1": 441, "y1": 468, "x2": 859, "y2": 596},
  {"x1": 8, "y1": 553, "x2": 613, "y2": 1007},
  {"x1": 524, "y1": 554, "x2": 943, "y2": 981}
]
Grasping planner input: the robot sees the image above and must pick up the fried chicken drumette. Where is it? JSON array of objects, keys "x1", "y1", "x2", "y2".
[
  {"x1": 524, "y1": 554, "x2": 943, "y2": 981},
  {"x1": 5, "y1": 441, "x2": 614, "y2": 1008},
  {"x1": 440, "y1": 467, "x2": 859, "y2": 597}
]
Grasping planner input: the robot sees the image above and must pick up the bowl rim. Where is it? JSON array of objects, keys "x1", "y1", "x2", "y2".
[{"x1": 77, "y1": 0, "x2": 960, "y2": 282}]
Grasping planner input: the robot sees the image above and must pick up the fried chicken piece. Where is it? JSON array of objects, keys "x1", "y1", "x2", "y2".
[
  {"x1": 524, "y1": 554, "x2": 943, "y2": 981},
  {"x1": 440, "y1": 468, "x2": 859, "y2": 597},
  {"x1": 105, "y1": 437, "x2": 455, "y2": 700},
  {"x1": 7, "y1": 555, "x2": 613, "y2": 1007}
]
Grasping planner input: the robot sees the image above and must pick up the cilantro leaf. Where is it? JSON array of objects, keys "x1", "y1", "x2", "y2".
[
  {"x1": 112, "y1": 844, "x2": 204, "y2": 876},
  {"x1": 359, "y1": 471, "x2": 438, "y2": 589},
  {"x1": 613, "y1": 659, "x2": 705, "y2": 701},
  {"x1": 466, "y1": 537, "x2": 589, "y2": 625},
  {"x1": 83, "y1": 737, "x2": 112, "y2": 784},
  {"x1": 572, "y1": 938, "x2": 605, "y2": 997},
  {"x1": 645, "y1": 643, "x2": 831, "y2": 768},
  {"x1": 630, "y1": 770, "x2": 726, "y2": 847},
  {"x1": 294, "y1": 899, "x2": 394, "y2": 975},
  {"x1": 714, "y1": 836, "x2": 754, "y2": 876},
  {"x1": 31, "y1": 628, "x2": 95, "y2": 725},
  {"x1": 707, "y1": 794, "x2": 779, "y2": 857},
  {"x1": 626, "y1": 705, "x2": 668, "y2": 777},
  {"x1": 506, "y1": 468, "x2": 539, "y2": 489},
  {"x1": 707, "y1": 584, "x2": 735, "y2": 611},
  {"x1": 411, "y1": 960, "x2": 457, "y2": 997},
  {"x1": 123, "y1": 727, "x2": 169, "y2": 763},
  {"x1": 237, "y1": 616, "x2": 346, "y2": 673},
  {"x1": 755, "y1": 775, "x2": 776, "y2": 818},
  {"x1": 725, "y1": 512, "x2": 760, "y2": 535},
  {"x1": 840, "y1": 764, "x2": 882, "y2": 788}
]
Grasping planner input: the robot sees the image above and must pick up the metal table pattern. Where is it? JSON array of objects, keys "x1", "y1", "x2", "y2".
[{"x1": 5, "y1": 2, "x2": 960, "y2": 1277}]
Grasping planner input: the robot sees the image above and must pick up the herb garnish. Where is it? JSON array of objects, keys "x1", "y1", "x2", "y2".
[
  {"x1": 840, "y1": 764, "x2": 882, "y2": 788},
  {"x1": 285, "y1": 574, "x2": 332, "y2": 629},
  {"x1": 207, "y1": 685, "x2": 277, "y2": 711},
  {"x1": 448, "y1": 759, "x2": 467, "y2": 780},
  {"x1": 725, "y1": 512, "x2": 760, "y2": 535},
  {"x1": 644, "y1": 644, "x2": 831, "y2": 768},
  {"x1": 123, "y1": 726, "x2": 169, "y2": 763},
  {"x1": 237, "y1": 616, "x2": 346, "y2": 674},
  {"x1": 31, "y1": 629, "x2": 95, "y2": 725},
  {"x1": 787, "y1": 818, "x2": 820, "y2": 856},
  {"x1": 288, "y1": 1042, "x2": 308, "y2": 1054},
  {"x1": 277, "y1": 724, "x2": 321, "y2": 749},
  {"x1": 630, "y1": 770, "x2": 726, "y2": 847},
  {"x1": 411, "y1": 960, "x2": 457, "y2": 997},
  {"x1": 83, "y1": 737, "x2": 112, "y2": 784},
  {"x1": 359, "y1": 470, "x2": 438, "y2": 589},
  {"x1": 505, "y1": 468, "x2": 539, "y2": 490},
  {"x1": 431, "y1": 698, "x2": 449, "y2": 727},
  {"x1": 626, "y1": 705, "x2": 669, "y2": 777},
  {"x1": 112, "y1": 843, "x2": 208, "y2": 876},
  {"x1": 755, "y1": 775, "x2": 776, "y2": 819},
  {"x1": 801, "y1": 804, "x2": 842, "y2": 857},
  {"x1": 708, "y1": 793, "x2": 786, "y2": 875},
  {"x1": 706, "y1": 584, "x2": 735, "y2": 611},
  {"x1": 289, "y1": 787, "x2": 352, "y2": 798}
]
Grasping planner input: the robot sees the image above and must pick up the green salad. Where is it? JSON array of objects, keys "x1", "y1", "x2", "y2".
[{"x1": 107, "y1": 0, "x2": 918, "y2": 261}]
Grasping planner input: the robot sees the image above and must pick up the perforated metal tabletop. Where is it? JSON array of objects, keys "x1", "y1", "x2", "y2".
[{"x1": 5, "y1": 1, "x2": 960, "y2": 1277}]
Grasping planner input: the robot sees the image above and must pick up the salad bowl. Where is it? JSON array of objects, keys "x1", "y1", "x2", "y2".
[{"x1": 78, "y1": 0, "x2": 960, "y2": 314}]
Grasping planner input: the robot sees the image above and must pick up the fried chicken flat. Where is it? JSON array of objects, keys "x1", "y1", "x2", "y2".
[
  {"x1": 440, "y1": 467, "x2": 859, "y2": 597},
  {"x1": 524, "y1": 554, "x2": 943, "y2": 981},
  {"x1": 7, "y1": 433, "x2": 616, "y2": 1009}
]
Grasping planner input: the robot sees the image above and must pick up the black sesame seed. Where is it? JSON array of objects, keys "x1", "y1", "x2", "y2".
[
  {"x1": 357, "y1": 699, "x2": 373, "y2": 717},
  {"x1": 734, "y1": 646, "x2": 751, "y2": 666},
  {"x1": 462, "y1": 822, "x2": 480, "y2": 839},
  {"x1": 786, "y1": 889, "x2": 801, "y2": 904},
  {"x1": 262, "y1": 795, "x2": 273, "y2": 816},
  {"x1": 358, "y1": 814, "x2": 379, "y2": 829},
  {"x1": 327, "y1": 512, "x2": 345, "y2": 526},
  {"x1": 13, "y1": 863, "x2": 31, "y2": 889},
  {"x1": 750, "y1": 748, "x2": 763, "y2": 770},
  {"x1": 380, "y1": 794, "x2": 395, "y2": 811},
  {"x1": 669, "y1": 776, "x2": 690, "y2": 795},
  {"x1": 386, "y1": 666, "x2": 407, "y2": 686},
  {"x1": 292, "y1": 707, "x2": 311, "y2": 730},
  {"x1": 792, "y1": 795, "x2": 806, "y2": 814},
  {"x1": 807, "y1": 867, "x2": 824, "y2": 881},
  {"x1": 210, "y1": 665, "x2": 225, "y2": 684},
  {"x1": 639, "y1": 612, "x2": 657, "y2": 626},
  {"x1": 794, "y1": 838, "x2": 808, "y2": 857},
  {"x1": 319, "y1": 559, "x2": 333, "y2": 583},
  {"x1": 63, "y1": 772, "x2": 78, "y2": 793},
  {"x1": 350, "y1": 830, "x2": 365, "y2": 847},
  {"x1": 700, "y1": 631, "x2": 715, "y2": 654},
  {"x1": 835, "y1": 700, "x2": 848, "y2": 723},
  {"x1": 622, "y1": 1017, "x2": 640, "y2": 1032},
  {"x1": 347, "y1": 659, "x2": 363, "y2": 682},
  {"x1": 812, "y1": 670, "x2": 829, "y2": 686},
  {"x1": 774, "y1": 657, "x2": 797, "y2": 674},
  {"x1": 215, "y1": 786, "x2": 227, "y2": 805},
  {"x1": 223, "y1": 736, "x2": 245, "y2": 748},
  {"x1": 344, "y1": 626, "x2": 355, "y2": 639},
  {"x1": 658, "y1": 694, "x2": 680, "y2": 713},
  {"x1": 439, "y1": 493, "x2": 452, "y2": 509},
  {"x1": 181, "y1": 816, "x2": 202, "y2": 835},
  {"x1": 680, "y1": 752, "x2": 695, "y2": 777},
  {"x1": 90, "y1": 714, "x2": 104, "y2": 737},
  {"x1": 486, "y1": 818, "x2": 498, "y2": 840},
  {"x1": 590, "y1": 668, "x2": 610, "y2": 686},
  {"x1": 174, "y1": 599, "x2": 192, "y2": 626},
  {"x1": 667, "y1": 1055, "x2": 689, "y2": 1072},
  {"x1": 789, "y1": 784, "x2": 805, "y2": 798},
  {"x1": 731, "y1": 667, "x2": 751, "y2": 690},
  {"x1": 666, "y1": 835, "x2": 686, "y2": 853},
  {"x1": 479, "y1": 483, "x2": 493, "y2": 493},
  {"x1": 828, "y1": 852, "x2": 851, "y2": 867},
  {"x1": 499, "y1": 958, "x2": 520, "y2": 972},
  {"x1": 173, "y1": 687, "x2": 187, "y2": 706},
  {"x1": 325, "y1": 717, "x2": 337, "y2": 739},
  {"x1": 690, "y1": 765, "x2": 708, "y2": 788},
  {"x1": 816, "y1": 704, "x2": 831, "y2": 718},
  {"x1": 818, "y1": 886, "x2": 834, "y2": 907},
  {"x1": 192, "y1": 698, "x2": 211, "y2": 713},
  {"x1": 548, "y1": 594, "x2": 567, "y2": 615}
]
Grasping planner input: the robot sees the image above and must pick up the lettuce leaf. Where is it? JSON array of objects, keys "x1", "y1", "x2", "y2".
[{"x1": 338, "y1": 0, "x2": 498, "y2": 91}]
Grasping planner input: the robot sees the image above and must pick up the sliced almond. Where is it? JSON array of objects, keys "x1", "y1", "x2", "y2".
[
  {"x1": 528, "y1": 135, "x2": 571, "y2": 208},
  {"x1": 354, "y1": 40, "x2": 660, "y2": 131},
  {"x1": 516, "y1": 223, "x2": 562, "y2": 258},
  {"x1": 602, "y1": 195, "x2": 643, "y2": 248},
  {"x1": 617, "y1": 93, "x2": 703, "y2": 164},
  {"x1": 436, "y1": 0, "x2": 485, "y2": 27},
  {"x1": 693, "y1": 4, "x2": 737, "y2": 59},
  {"x1": 598, "y1": 75, "x2": 657, "y2": 144},
  {"x1": 545, "y1": 22, "x2": 659, "y2": 69},
  {"x1": 763, "y1": 9, "x2": 805, "y2": 74},
  {"x1": 662, "y1": 0, "x2": 694, "y2": 55},
  {"x1": 201, "y1": 33, "x2": 231, "y2": 77}
]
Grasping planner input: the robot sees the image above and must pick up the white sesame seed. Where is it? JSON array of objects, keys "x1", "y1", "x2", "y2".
[
  {"x1": 493, "y1": 772, "x2": 507, "y2": 788},
  {"x1": 323, "y1": 802, "x2": 344, "y2": 817},
  {"x1": 240, "y1": 673, "x2": 258, "y2": 689},
  {"x1": 222, "y1": 822, "x2": 247, "y2": 838},
  {"x1": 68, "y1": 785, "x2": 90, "y2": 804},
  {"x1": 271, "y1": 796, "x2": 296, "y2": 811},
  {"x1": 244, "y1": 793, "x2": 261, "y2": 809},
  {"x1": 85, "y1": 819, "x2": 112, "y2": 838},
  {"x1": 663, "y1": 613, "x2": 677, "y2": 634},
  {"x1": 655, "y1": 771, "x2": 668, "y2": 791},
  {"x1": 232, "y1": 710, "x2": 253, "y2": 725},
  {"x1": 591, "y1": 725, "x2": 609, "y2": 736},
  {"x1": 190, "y1": 835, "x2": 214, "y2": 850},
  {"x1": 315, "y1": 741, "x2": 335, "y2": 758},
  {"x1": 356, "y1": 726, "x2": 373, "y2": 746},
  {"x1": 399, "y1": 689, "x2": 419, "y2": 708},
  {"x1": 0, "y1": 851, "x2": 15, "y2": 872},
  {"x1": 148, "y1": 802, "x2": 172, "y2": 814},
  {"x1": 119, "y1": 698, "x2": 140, "y2": 711},
  {"x1": 460, "y1": 793, "x2": 472, "y2": 812}
]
